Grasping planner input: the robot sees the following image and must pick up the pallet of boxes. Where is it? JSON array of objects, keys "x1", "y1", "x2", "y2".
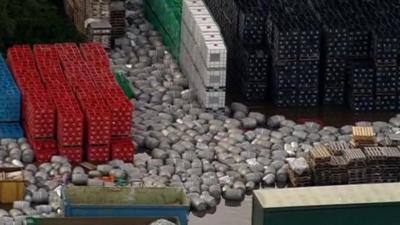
[
  {"x1": 65, "y1": 0, "x2": 126, "y2": 50},
  {"x1": 298, "y1": 126, "x2": 400, "y2": 187}
]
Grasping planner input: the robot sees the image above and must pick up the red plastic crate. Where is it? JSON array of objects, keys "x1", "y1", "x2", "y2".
[
  {"x1": 87, "y1": 145, "x2": 110, "y2": 162},
  {"x1": 33, "y1": 44, "x2": 84, "y2": 146},
  {"x1": 111, "y1": 138, "x2": 135, "y2": 162},
  {"x1": 59, "y1": 145, "x2": 83, "y2": 162},
  {"x1": 85, "y1": 108, "x2": 112, "y2": 145},
  {"x1": 26, "y1": 130, "x2": 57, "y2": 163},
  {"x1": 80, "y1": 42, "x2": 110, "y2": 67},
  {"x1": 57, "y1": 109, "x2": 84, "y2": 146},
  {"x1": 54, "y1": 43, "x2": 84, "y2": 64},
  {"x1": 84, "y1": 60, "x2": 133, "y2": 137},
  {"x1": 62, "y1": 63, "x2": 112, "y2": 145},
  {"x1": 8, "y1": 45, "x2": 56, "y2": 139},
  {"x1": 35, "y1": 149, "x2": 56, "y2": 163}
]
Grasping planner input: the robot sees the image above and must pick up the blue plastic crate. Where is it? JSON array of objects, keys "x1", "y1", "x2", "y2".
[
  {"x1": 0, "y1": 122, "x2": 24, "y2": 138},
  {"x1": 0, "y1": 55, "x2": 21, "y2": 122}
]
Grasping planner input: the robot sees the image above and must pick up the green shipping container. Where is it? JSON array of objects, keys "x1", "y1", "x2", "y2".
[{"x1": 252, "y1": 183, "x2": 400, "y2": 225}]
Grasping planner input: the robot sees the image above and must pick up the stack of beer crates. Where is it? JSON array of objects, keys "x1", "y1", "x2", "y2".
[
  {"x1": 7, "y1": 42, "x2": 134, "y2": 163},
  {"x1": 204, "y1": 0, "x2": 269, "y2": 103},
  {"x1": 235, "y1": 0, "x2": 269, "y2": 102},
  {"x1": 34, "y1": 44, "x2": 84, "y2": 162},
  {"x1": 268, "y1": 0, "x2": 321, "y2": 107},
  {"x1": 366, "y1": 0, "x2": 400, "y2": 112},
  {"x1": 80, "y1": 43, "x2": 134, "y2": 162},
  {"x1": 180, "y1": 0, "x2": 227, "y2": 111},
  {"x1": 0, "y1": 56, "x2": 23, "y2": 139},
  {"x1": 347, "y1": 62, "x2": 376, "y2": 112},
  {"x1": 7, "y1": 46, "x2": 57, "y2": 162}
]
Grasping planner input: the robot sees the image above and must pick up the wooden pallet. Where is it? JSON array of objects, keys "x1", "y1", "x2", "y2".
[
  {"x1": 352, "y1": 126, "x2": 376, "y2": 147},
  {"x1": 310, "y1": 145, "x2": 331, "y2": 163},
  {"x1": 325, "y1": 141, "x2": 350, "y2": 156}
]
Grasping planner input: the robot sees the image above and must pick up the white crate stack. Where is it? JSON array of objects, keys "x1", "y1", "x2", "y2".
[{"x1": 180, "y1": 0, "x2": 227, "y2": 110}]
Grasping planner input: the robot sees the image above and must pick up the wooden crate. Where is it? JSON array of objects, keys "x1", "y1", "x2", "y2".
[{"x1": 0, "y1": 167, "x2": 25, "y2": 204}]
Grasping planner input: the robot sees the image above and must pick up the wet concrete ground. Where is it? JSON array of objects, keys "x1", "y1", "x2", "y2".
[
  {"x1": 253, "y1": 105, "x2": 395, "y2": 127},
  {"x1": 189, "y1": 196, "x2": 253, "y2": 225}
]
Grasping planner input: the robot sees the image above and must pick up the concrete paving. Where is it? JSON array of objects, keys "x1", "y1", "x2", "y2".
[{"x1": 189, "y1": 196, "x2": 253, "y2": 225}]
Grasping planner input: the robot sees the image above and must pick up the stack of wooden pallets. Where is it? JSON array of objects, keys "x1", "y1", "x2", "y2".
[
  {"x1": 288, "y1": 158, "x2": 312, "y2": 187},
  {"x1": 343, "y1": 148, "x2": 367, "y2": 184},
  {"x1": 309, "y1": 145, "x2": 332, "y2": 185}
]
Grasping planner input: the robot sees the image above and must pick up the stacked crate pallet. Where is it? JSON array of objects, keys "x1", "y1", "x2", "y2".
[
  {"x1": 58, "y1": 48, "x2": 112, "y2": 162},
  {"x1": 180, "y1": 0, "x2": 227, "y2": 110},
  {"x1": 110, "y1": 1, "x2": 126, "y2": 38},
  {"x1": 199, "y1": 0, "x2": 400, "y2": 112},
  {"x1": 80, "y1": 43, "x2": 134, "y2": 162},
  {"x1": 8, "y1": 43, "x2": 134, "y2": 163},
  {"x1": 204, "y1": 0, "x2": 269, "y2": 103},
  {"x1": 7, "y1": 46, "x2": 57, "y2": 162},
  {"x1": 310, "y1": 0, "x2": 369, "y2": 106},
  {"x1": 364, "y1": 0, "x2": 400, "y2": 112},
  {"x1": 0, "y1": 56, "x2": 23, "y2": 138},
  {"x1": 347, "y1": 63, "x2": 376, "y2": 112},
  {"x1": 268, "y1": 0, "x2": 321, "y2": 107},
  {"x1": 33, "y1": 44, "x2": 84, "y2": 162},
  {"x1": 144, "y1": 0, "x2": 182, "y2": 59},
  {"x1": 235, "y1": 1, "x2": 269, "y2": 102}
]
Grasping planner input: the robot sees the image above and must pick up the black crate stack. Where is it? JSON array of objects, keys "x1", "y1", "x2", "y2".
[
  {"x1": 363, "y1": 0, "x2": 400, "y2": 112},
  {"x1": 203, "y1": 0, "x2": 222, "y2": 25},
  {"x1": 202, "y1": 0, "x2": 400, "y2": 112},
  {"x1": 110, "y1": 1, "x2": 126, "y2": 38},
  {"x1": 268, "y1": 1, "x2": 321, "y2": 107},
  {"x1": 235, "y1": 1, "x2": 269, "y2": 102},
  {"x1": 347, "y1": 62, "x2": 375, "y2": 112},
  {"x1": 208, "y1": 0, "x2": 270, "y2": 103},
  {"x1": 238, "y1": 46, "x2": 269, "y2": 101},
  {"x1": 310, "y1": 0, "x2": 370, "y2": 106}
]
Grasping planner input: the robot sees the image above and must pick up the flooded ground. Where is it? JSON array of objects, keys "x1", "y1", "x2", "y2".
[{"x1": 252, "y1": 105, "x2": 395, "y2": 127}]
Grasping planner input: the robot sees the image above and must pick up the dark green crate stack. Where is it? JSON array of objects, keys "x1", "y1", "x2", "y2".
[{"x1": 144, "y1": 0, "x2": 182, "y2": 59}]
